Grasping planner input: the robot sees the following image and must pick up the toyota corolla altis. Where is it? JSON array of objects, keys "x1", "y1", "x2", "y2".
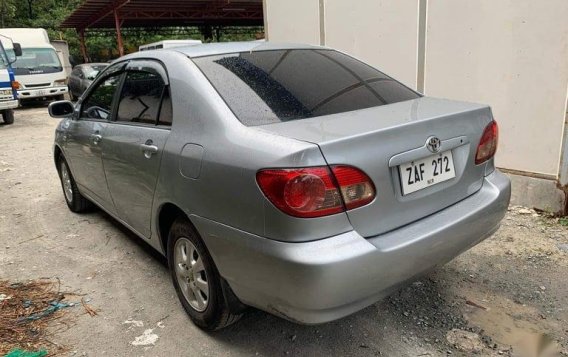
[{"x1": 48, "y1": 42, "x2": 511, "y2": 330}]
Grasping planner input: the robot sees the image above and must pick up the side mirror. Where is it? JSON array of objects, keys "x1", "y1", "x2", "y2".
[
  {"x1": 12, "y1": 43, "x2": 22, "y2": 57},
  {"x1": 48, "y1": 100, "x2": 75, "y2": 118}
]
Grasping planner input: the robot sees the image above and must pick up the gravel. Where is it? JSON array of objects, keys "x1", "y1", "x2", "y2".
[{"x1": 1, "y1": 106, "x2": 567, "y2": 356}]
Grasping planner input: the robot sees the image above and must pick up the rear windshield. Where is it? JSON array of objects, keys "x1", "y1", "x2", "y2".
[{"x1": 193, "y1": 49, "x2": 420, "y2": 126}]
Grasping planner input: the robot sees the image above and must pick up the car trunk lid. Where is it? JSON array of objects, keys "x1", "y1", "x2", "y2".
[{"x1": 255, "y1": 97, "x2": 494, "y2": 237}]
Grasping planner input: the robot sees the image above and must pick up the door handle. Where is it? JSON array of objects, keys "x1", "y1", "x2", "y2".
[
  {"x1": 140, "y1": 143, "x2": 159, "y2": 158},
  {"x1": 90, "y1": 134, "x2": 102, "y2": 145}
]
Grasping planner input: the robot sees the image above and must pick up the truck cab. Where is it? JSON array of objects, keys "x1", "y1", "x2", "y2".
[
  {"x1": 0, "y1": 35, "x2": 21, "y2": 125},
  {"x1": 0, "y1": 28, "x2": 68, "y2": 104}
]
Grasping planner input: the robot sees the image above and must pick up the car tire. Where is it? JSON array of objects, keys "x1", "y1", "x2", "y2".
[
  {"x1": 70, "y1": 92, "x2": 78, "y2": 101},
  {"x1": 58, "y1": 155, "x2": 93, "y2": 213},
  {"x1": 168, "y1": 217, "x2": 242, "y2": 330},
  {"x1": 2, "y1": 110, "x2": 14, "y2": 125},
  {"x1": 54, "y1": 94, "x2": 65, "y2": 101}
]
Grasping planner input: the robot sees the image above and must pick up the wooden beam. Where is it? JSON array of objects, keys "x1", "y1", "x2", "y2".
[{"x1": 78, "y1": 29, "x2": 89, "y2": 63}]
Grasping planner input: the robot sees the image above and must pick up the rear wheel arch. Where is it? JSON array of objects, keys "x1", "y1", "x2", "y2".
[
  {"x1": 54, "y1": 145, "x2": 63, "y2": 171},
  {"x1": 158, "y1": 203, "x2": 195, "y2": 255}
]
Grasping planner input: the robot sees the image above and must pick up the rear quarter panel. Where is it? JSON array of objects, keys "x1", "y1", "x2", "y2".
[{"x1": 146, "y1": 51, "x2": 352, "y2": 253}]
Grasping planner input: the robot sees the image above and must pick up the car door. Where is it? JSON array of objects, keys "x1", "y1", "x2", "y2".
[
  {"x1": 101, "y1": 60, "x2": 172, "y2": 238},
  {"x1": 64, "y1": 64, "x2": 125, "y2": 214}
]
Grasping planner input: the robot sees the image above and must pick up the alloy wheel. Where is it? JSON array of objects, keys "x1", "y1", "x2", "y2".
[
  {"x1": 174, "y1": 237, "x2": 210, "y2": 312},
  {"x1": 60, "y1": 162, "x2": 73, "y2": 203}
]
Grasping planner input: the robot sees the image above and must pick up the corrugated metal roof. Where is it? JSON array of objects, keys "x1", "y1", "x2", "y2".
[{"x1": 61, "y1": 0, "x2": 263, "y2": 30}]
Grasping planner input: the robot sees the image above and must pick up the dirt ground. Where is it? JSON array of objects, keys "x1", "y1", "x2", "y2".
[{"x1": 1, "y1": 106, "x2": 567, "y2": 357}]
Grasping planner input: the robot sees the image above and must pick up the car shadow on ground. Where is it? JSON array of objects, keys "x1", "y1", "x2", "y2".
[
  {"x1": 92, "y1": 207, "x2": 468, "y2": 356},
  {"x1": 95, "y1": 209, "x2": 168, "y2": 267},
  {"x1": 207, "y1": 275, "x2": 468, "y2": 356}
]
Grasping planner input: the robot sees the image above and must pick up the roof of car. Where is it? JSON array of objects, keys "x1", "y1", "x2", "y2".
[
  {"x1": 174, "y1": 42, "x2": 324, "y2": 58},
  {"x1": 76, "y1": 62, "x2": 109, "y2": 67},
  {"x1": 116, "y1": 42, "x2": 326, "y2": 64}
]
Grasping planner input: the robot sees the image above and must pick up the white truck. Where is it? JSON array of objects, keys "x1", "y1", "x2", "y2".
[
  {"x1": 0, "y1": 28, "x2": 68, "y2": 103},
  {"x1": 0, "y1": 35, "x2": 22, "y2": 124}
]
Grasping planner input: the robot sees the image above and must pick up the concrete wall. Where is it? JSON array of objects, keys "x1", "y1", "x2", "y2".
[
  {"x1": 264, "y1": 0, "x2": 419, "y2": 87},
  {"x1": 264, "y1": 0, "x2": 568, "y2": 212},
  {"x1": 323, "y1": 0, "x2": 419, "y2": 88},
  {"x1": 263, "y1": 0, "x2": 321, "y2": 45},
  {"x1": 425, "y1": 0, "x2": 568, "y2": 177}
]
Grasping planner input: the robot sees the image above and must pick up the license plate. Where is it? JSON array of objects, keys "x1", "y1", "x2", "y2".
[
  {"x1": 399, "y1": 150, "x2": 456, "y2": 195},
  {"x1": 0, "y1": 89, "x2": 11, "y2": 96},
  {"x1": 38, "y1": 90, "x2": 47, "y2": 96}
]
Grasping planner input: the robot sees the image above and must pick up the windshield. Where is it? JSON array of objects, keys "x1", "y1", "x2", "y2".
[
  {"x1": 0, "y1": 51, "x2": 8, "y2": 70},
  {"x1": 0, "y1": 42, "x2": 9, "y2": 70},
  {"x1": 193, "y1": 49, "x2": 420, "y2": 126},
  {"x1": 6, "y1": 48, "x2": 62, "y2": 75}
]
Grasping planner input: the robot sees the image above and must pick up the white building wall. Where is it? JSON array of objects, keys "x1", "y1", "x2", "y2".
[
  {"x1": 264, "y1": 0, "x2": 321, "y2": 45},
  {"x1": 425, "y1": 0, "x2": 568, "y2": 176},
  {"x1": 324, "y1": 0, "x2": 419, "y2": 88},
  {"x1": 264, "y1": 0, "x2": 568, "y2": 178}
]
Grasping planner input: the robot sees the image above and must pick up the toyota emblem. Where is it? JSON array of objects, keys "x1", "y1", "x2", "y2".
[{"x1": 426, "y1": 136, "x2": 441, "y2": 153}]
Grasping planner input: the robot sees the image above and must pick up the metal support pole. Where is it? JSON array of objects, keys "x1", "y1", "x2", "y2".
[
  {"x1": 78, "y1": 29, "x2": 88, "y2": 63},
  {"x1": 114, "y1": 9, "x2": 124, "y2": 57}
]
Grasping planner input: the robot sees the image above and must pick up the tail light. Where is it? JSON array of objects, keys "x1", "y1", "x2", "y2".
[
  {"x1": 256, "y1": 166, "x2": 375, "y2": 218},
  {"x1": 331, "y1": 165, "x2": 375, "y2": 209},
  {"x1": 475, "y1": 120, "x2": 499, "y2": 165}
]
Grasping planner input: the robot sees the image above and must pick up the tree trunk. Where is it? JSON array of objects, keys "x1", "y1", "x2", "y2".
[{"x1": 27, "y1": 0, "x2": 33, "y2": 19}]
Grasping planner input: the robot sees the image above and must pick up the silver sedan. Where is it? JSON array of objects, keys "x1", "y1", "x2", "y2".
[{"x1": 48, "y1": 42, "x2": 510, "y2": 330}]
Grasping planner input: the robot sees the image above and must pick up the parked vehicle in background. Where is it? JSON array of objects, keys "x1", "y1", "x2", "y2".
[
  {"x1": 0, "y1": 35, "x2": 22, "y2": 124},
  {"x1": 48, "y1": 42, "x2": 510, "y2": 331},
  {"x1": 0, "y1": 28, "x2": 68, "y2": 103},
  {"x1": 68, "y1": 63, "x2": 108, "y2": 101},
  {"x1": 50, "y1": 40, "x2": 72, "y2": 78},
  {"x1": 139, "y1": 39, "x2": 202, "y2": 51}
]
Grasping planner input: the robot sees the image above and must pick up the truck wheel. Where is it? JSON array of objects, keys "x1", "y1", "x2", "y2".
[
  {"x1": 70, "y1": 92, "x2": 78, "y2": 101},
  {"x1": 168, "y1": 217, "x2": 242, "y2": 330},
  {"x1": 2, "y1": 110, "x2": 14, "y2": 125},
  {"x1": 54, "y1": 94, "x2": 65, "y2": 101}
]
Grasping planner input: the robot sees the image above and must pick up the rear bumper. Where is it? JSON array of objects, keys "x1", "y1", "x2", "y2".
[
  {"x1": 18, "y1": 86, "x2": 67, "y2": 99},
  {"x1": 0, "y1": 100, "x2": 18, "y2": 110},
  {"x1": 193, "y1": 170, "x2": 511, "y2": 324}
]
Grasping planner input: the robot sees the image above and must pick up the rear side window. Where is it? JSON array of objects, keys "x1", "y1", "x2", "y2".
[
  {"x1": 117, "y1": 71, "x2": 170, "y2": 126},
  {"x1": 193, "y1": 49, "x2": 420, "y2": 126}
]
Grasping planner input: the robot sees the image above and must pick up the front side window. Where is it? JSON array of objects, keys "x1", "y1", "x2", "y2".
[
  {"x1": 117, "y1": 71, "x2": 168, "y2": 125},
  {"x1": 193, "y1": 49, "x2": 420, "y2": 126},
  {"x1": 7, "y1": 48, "x2": 62, "y2": 75},
  {"x1": 81, "y1": 73, "x2": 122, "y2": 120}
]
